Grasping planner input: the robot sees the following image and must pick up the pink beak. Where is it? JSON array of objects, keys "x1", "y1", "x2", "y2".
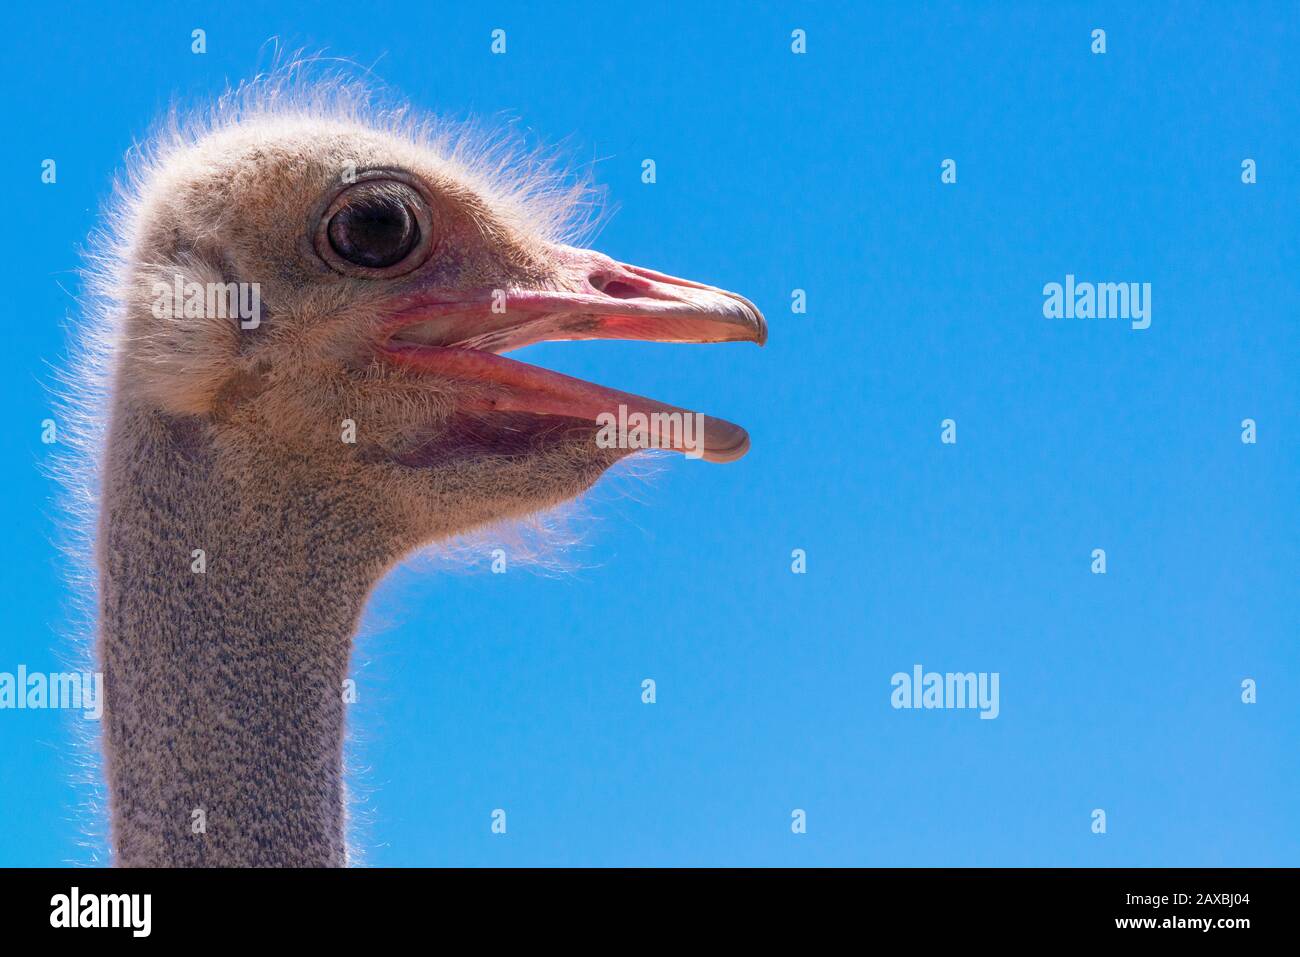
[{"x1": 379, "y1": 245, "x2": 767, "y2": 463}]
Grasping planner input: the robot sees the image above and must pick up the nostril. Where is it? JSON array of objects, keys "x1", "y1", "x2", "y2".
[{"x1": 590, "y1": 276, "x2": 643, "y2": 300}]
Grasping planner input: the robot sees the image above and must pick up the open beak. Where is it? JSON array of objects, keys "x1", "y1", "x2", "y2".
[{"x1": 378, "y1": 245, "x2": 766, "y2": 463}]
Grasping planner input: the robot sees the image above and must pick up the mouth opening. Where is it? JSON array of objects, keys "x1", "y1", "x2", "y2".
[{"x1": 377, "y1": 253, "x2": 767, "y2": 464}]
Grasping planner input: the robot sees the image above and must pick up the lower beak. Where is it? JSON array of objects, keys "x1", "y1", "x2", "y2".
[{"x1": 381, "y1": 245, "x2": 767, "y2": 463}]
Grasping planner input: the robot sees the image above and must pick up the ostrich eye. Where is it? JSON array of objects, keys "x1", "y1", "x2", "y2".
[
  {"x1": 318, "y1": 179, "x2": 432, "y2": 275},
  {"x1": 328, "y1": 188, "x2": 419, "y2": 268}
]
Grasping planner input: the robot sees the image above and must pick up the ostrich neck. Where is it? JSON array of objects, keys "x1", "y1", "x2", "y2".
[{"x1": 98, "y1": 408, "x2": 389, "y2": 867}]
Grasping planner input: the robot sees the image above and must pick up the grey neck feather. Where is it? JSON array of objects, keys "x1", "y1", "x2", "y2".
[{"x1": 97, "y1": 405, "x2": 390, "y2": 866}]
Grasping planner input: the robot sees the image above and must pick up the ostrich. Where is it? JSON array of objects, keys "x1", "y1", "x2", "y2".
[{"x1": 73, "y1": 77, "x2": 765, "y2": 867}]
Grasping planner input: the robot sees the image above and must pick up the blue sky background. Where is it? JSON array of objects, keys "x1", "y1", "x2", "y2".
[{"x1": 2, "y1": 2, "x2": 1296, "y2": 866}]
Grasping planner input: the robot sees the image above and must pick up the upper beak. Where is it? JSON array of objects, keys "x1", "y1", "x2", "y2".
[
  {"x1": 386, "y1": 244, "x2": 766, "y2": 354},
  {"x1": 381, "y1": 244, "x2": 766, "y2": 462}
]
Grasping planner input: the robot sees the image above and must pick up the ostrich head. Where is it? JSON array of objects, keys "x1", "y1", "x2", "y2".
[
  {"x1": 86, "y1": 82, "x2": 765, "y2": 866},
  {"x1": 114, "y1": 113, "x2": 764, "y2": 556}
]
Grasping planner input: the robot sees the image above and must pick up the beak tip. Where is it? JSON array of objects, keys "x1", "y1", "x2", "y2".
[
  {"x1": 744, "y1": 302, "x2": 767, "y2": 347},
  {"x1": 701, "y1": 421, "x2": 751, "y2": 464}
]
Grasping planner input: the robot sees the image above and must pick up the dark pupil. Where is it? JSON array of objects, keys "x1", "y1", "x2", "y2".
[{"x1": 328, "y1": 194, "x2": 419, "y2": 268}]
